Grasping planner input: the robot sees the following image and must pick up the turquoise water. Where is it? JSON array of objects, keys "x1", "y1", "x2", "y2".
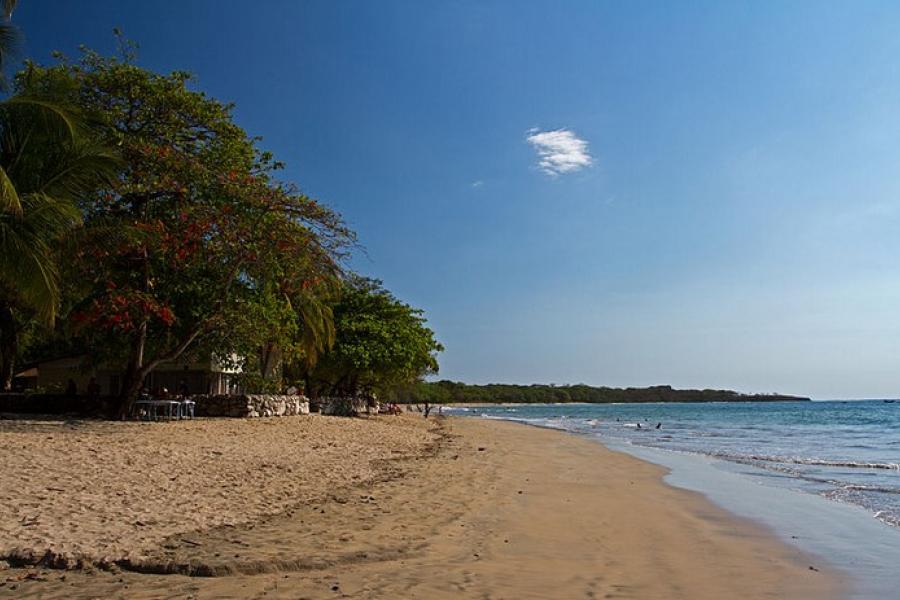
[{"x1": 447, "y1": 400, "x2": 900, "y2": 528}]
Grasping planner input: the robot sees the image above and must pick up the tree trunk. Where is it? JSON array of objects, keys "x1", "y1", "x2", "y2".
[
  {"x1": 116, "y1": 244, "x2": 153, "y2": 418},
  {"x1": 115, "y1": 319, "x2": 148, "y2": 418},
  {"x1": 259, "y1": 342, "x2": 281, "y2": 380},
  {"x1": 117, "y1": 368, "x2": 148, "y2": 419},
  {"x1": 115, "y1": 322, "x2": 205, "y2": 419},
  {"x1": 0, "y1": 303, "x2": 17, "y2": 392},
  {"x1": 305, "y1": 375, "x2": 323, "y2": 412}
]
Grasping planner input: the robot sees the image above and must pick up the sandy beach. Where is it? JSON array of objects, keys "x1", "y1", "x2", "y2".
[
  {"x1": 0, "y1": 415, "x2": 437, "y2": 567},
  {"x1": 0, "y1": 415, "x2": 844, "y2": 599}
]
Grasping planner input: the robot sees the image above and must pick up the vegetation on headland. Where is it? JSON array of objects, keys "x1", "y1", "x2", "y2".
[
  {"x1": 384, "y1": 381, "x2": 811, "y2": 405},
  {"x1": 0, "y1": 22, "x2": 442, "y2": 415}
]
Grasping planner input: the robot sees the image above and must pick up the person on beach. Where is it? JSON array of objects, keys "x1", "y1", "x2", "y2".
[{"x1": 65, "y1": 379, "x2": 77, "y2": 397}]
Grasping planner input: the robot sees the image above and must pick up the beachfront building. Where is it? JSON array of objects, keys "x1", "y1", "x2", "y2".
[{"x1": 21, "y1": 354, "x2": 243, "y2": 396}]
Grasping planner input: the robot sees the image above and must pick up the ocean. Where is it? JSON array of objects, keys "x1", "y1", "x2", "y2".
[{"x1": 447, "y1": 400, "x2": 900, "y2": 529}]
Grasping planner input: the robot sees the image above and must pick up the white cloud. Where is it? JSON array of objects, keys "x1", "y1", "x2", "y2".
[
  {"x1": 471, "y1": 180, "x2": 484, "y2": 188},
  {"x1": 525, "y1": 128, "x2": 592, "y2": 176}
]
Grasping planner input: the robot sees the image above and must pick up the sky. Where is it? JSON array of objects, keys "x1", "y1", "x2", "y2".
[{"x1": 17, "y1": 1, "x2": 900, "y2": 399}]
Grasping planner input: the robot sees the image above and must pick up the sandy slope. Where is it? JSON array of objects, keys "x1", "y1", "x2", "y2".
[
  {"x1": 0, "y1": 416, "x2": 844, "y2": 599},
  {"x1": 0, "y1": 414, "x2": 435, "y2": 565}
]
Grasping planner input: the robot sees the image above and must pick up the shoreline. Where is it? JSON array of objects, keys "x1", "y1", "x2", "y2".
[
  {"x1": 615, "y1": 441, "x2": 899, "y2": 600},
  {"x1": 1, "y1": 415, "x2": 843, "y2": 598},
  {"x1": 439, "y1": 399, "x2": 810, "y2": 408}
]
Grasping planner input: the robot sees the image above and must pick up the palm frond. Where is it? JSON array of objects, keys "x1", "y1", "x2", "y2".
[
  {"x1": 0, "y1": 90, "x2": 121, "y2": 323},
  {"x1": 294, "y1": 292, "x2": 336, "y2": 370},
  {"x1": 58, "y1": 216, "x2": 145, "y2": 258},
  {"x1": 39, "y1": 141, "x2": 121, "y2": 198},
  {"x1": 0, "y1": 163, "x2": 20, "y2": 215},
  {"x1": 0, "y1": 212, "x2": 59, "y2": 322},
  {"x1": 20, "y1": 191, "x2": 81, "y2": 230},
  {"x1": 3, "y1": 95, "x2": 82, "y2": 142}
]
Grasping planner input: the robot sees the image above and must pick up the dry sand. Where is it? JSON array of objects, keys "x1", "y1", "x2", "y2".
[
  {"x1": 0, "y1": 415, "x2": 436, "y2": 565},
  {"x1": 0, "y1": 415, "x2": 845, "y2": 599}
]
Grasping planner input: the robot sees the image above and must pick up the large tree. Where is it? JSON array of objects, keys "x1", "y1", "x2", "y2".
[
  {"x1": 26, "y1": 46, "x2": 353, "y2": 414},
  {"x1": 305, "y1": 277, "x2": 443, "y2": 402}
]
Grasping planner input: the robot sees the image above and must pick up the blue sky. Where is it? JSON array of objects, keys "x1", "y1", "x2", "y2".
[{"x1": 19, "y1": 1, "x2": 900, "y2": 398}]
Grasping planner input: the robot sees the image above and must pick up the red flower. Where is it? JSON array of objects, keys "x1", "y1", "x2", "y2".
[{"x1": 158, "y1": 307, "x2": 175, "y2": 326}]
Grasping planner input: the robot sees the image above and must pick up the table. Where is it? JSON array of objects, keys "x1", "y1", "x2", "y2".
[{"x1": 133, "y1": 399, "x2": 194, "y2": 421}]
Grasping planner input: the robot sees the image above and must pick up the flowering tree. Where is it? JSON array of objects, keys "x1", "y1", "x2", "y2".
[{"x1": 26, "y1": 45, "x2": 352, "y2": 414}]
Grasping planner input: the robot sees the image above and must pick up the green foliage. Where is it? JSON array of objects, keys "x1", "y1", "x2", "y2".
[
  {"x1": 0, "y1": 64, "x2": 120, "y2": 389},
  {"x1": 388, "y1": 382, "x2": 810, "y2": 404},
  {"x1": 0, "y1": 88, "x2": 119, "y2": 322},
  {"x1": 306, "y1": 277, "x2": 443, "y2": 396},
  {"x1": 21, "y1": 44, "x2": 353, "y2": 406}
]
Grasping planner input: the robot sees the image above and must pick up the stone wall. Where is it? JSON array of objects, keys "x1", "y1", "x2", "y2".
[
  {"x1": 319, "y1": 396, "x2": 371, "y2": 416},
  {"x1": 193, "y1": 394, "x2": 309, "y2": 418}
]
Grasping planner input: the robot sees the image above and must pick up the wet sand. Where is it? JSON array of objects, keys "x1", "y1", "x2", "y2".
[{"x1": 0, "y1": 416, "x2": 844, "y2": 599}]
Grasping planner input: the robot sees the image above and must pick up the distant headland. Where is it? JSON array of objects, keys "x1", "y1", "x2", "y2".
[{"x1": 392, "y1": 381, "x2": 810, "y2": 404}]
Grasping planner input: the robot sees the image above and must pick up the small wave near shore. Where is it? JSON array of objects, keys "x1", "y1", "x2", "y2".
[{"x1": 448, "y1": 400, "x2": 900, "y2": 529}]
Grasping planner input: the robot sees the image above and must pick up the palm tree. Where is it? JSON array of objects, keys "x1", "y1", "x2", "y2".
[
  {"x1": 257, "y1": 283, "x2": 337, "y2": 386},
  {"x1": 0, "y1": 93, "x2": 119, "y2": 389},
  {"x1": 294, "y1": 289, "x2": 337, "y2": 371},
  {"x1": 0, "y1": 0, "x2": 118, "y2": 389}
]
